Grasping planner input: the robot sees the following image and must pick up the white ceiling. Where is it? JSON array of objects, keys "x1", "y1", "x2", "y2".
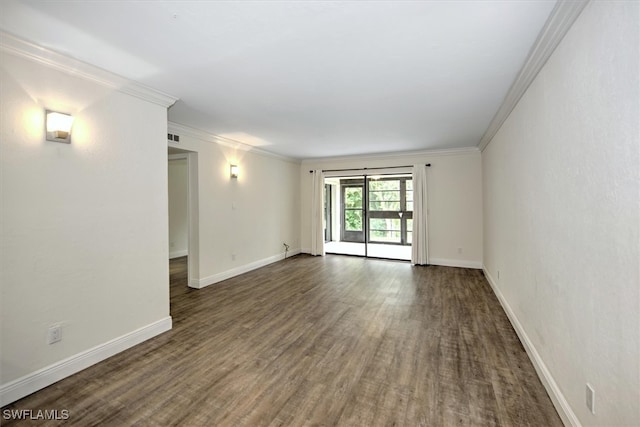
[{"x1": 1, "y1": 0, "x2": 556, "y2": 159}]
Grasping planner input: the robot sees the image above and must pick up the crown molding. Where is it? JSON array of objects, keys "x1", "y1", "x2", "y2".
[
  {"x1": 300, "y1": 146, "x2": 480, "y2": 165},
  {"x1": 0, "y1": 31, "x2": 178, "y2": 108},
  {"x1": 167, "y1": 121, "x2": 301, "y2": 164},
  {"x1": 478, "y1": 0, "x2": 589, "y2": 152}
]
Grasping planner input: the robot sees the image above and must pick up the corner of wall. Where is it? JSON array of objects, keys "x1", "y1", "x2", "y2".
[{"x1": 482, "y1": 267, "x2": 580, "y2": 427}]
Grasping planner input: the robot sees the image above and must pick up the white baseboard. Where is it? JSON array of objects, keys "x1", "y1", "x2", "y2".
[
  {"x1": 195, "y1": 249, "x2": 302, "y2": 289},
  {"x1": 169, "y1": 250, "x2": 188, "y2": 259},
  {"x1": 483, "y1": 267, "x2": 580, "y2": 427},
  {"x1": 0, "y1": 316, "x2": 172, "y2": 407},
  {"x1": 429, "y1": 258, "x2": 483, "y2": 269},
  {"x1": 301, "y1": 250, "x2": 482, "y2": 269}
]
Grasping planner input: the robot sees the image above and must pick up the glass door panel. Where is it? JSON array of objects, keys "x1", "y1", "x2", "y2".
[
  {"x1": 341, "y1": 182, "x2": 364, "y2": 243},
  {"x1": 366, "y1": 175, "x2": 412, "y2": 260},
  {"x1": 369, "y1": 218, "x2": 401, "y2": 243}
]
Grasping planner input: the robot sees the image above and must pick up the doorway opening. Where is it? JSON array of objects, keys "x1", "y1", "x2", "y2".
[
  {"x1": 324, "y1": 174, "x2": 412, "y2": 261},
  {"x1": 168, "y1": 148, "x2": 199, "y2": 293}
]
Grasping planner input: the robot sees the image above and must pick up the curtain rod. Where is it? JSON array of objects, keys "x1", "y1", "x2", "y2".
[{"x1": 309, "y1": 164, "x2": 431, "y2": 173}]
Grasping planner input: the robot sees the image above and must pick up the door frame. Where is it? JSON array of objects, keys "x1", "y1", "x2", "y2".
[
  {"x1": 324, "y1": 183, "x2": 332, "y2": 242},
  {"x1": 168, "y1": 151, "x2": 199, "y2": 289}
]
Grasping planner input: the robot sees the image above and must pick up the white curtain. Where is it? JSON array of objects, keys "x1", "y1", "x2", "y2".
[
  {"x1": 310, "y1": 170, "x2": 325, "y2": 256},
  {"x1": 411, "y1": 164, "x2": 429, "y2": 265}
]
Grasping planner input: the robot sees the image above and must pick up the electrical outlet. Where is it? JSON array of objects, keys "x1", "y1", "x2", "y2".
[
  {"x1": 457, "y1": 247, "x2": 462, "y2": 254},
  {"x1": 283, "y1": 243, "x2": 290, "y2": 259},
  {"x1": 586, "y1": 383, "x2": 595, "y2": 414},
  {"x1": 48, "y1": 325, "x2": 61, "y2": 344},
  {"x1": 231, "y1": 253, "x2": 236, "y2": 261}
]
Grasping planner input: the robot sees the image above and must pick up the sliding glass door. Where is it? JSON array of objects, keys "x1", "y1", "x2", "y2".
[
  {"x1": 325, "y1": 174, "x2": 412, "y2": 260},
  {"x1": 341, "y1": 180, "x2": 365, "y2": 243}
]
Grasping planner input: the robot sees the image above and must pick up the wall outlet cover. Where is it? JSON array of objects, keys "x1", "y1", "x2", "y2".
[{"x1": 47, "y1": 325, "x2": 62, "y2": 344}]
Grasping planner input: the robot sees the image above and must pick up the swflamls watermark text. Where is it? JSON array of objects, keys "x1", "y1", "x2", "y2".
[{"x1": 2, "y1": 409, "x2": 70, "y2": 421}]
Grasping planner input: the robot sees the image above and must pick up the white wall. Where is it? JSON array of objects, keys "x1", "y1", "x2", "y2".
[
  {"x1": 301, "y1": 149, "x2": 482, "y2": 268},
  {"x1": 482, "y1": 2, "x2": 639, "y2": 426},
  {"x1": 168, "y1": 158, "x2": 189, "y2": 258},
  {"x1": 0, "y1": 48, "x2": 172, "y2": 400},
  {"x1": 168, "y1": 125, "x2": 301, "y2": 287}
]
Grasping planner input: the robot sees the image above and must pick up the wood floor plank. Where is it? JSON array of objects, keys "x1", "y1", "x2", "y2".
[{"x1": 1, "y1": 255, "x2": 562, "y2": 426}]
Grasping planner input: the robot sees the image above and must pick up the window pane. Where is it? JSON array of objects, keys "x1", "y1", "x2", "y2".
[
  {"x1": 369, "y1": 179, "x2": 401, "y2": 212},
  {"x1": 345, "y1": 188, "x2": 362, "y2": 208},
  {"x1": 345, "y1": 210, "x2": 362, "y2": 231},
  {"x1": 369, "y1": 180, "x2": 400, "y2": 191},
  {"x1": 370, "y1": 218, "x2": 400, "y2": 231},
  {"x1": 406, "y1": 180, "x2": 413, "y2": 212},
  {"x1": 369, "y1": 191, "x2": 400, "y2": 202},
  {"x1": 369, "y1": 200, "x2": 401, "y2": 211},
  {"x1": 369, "y1": 218, "x2": 401, "y2": 243},
  {"x1": 369, "y1": 187, "x2": 400, "y2": 209}
]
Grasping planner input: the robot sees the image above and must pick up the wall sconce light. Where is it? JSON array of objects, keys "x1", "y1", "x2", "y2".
[
  {"x1": 46, "y1": 110, "x2": 74, "y2": 143},
  {"x1": 230, "y1": 164, "x2": 239, "y2": 179}
]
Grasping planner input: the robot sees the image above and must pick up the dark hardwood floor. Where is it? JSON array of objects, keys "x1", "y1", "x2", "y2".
[{"x1": 2, "y1": 255, "x2": 562, "y2": 426}]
